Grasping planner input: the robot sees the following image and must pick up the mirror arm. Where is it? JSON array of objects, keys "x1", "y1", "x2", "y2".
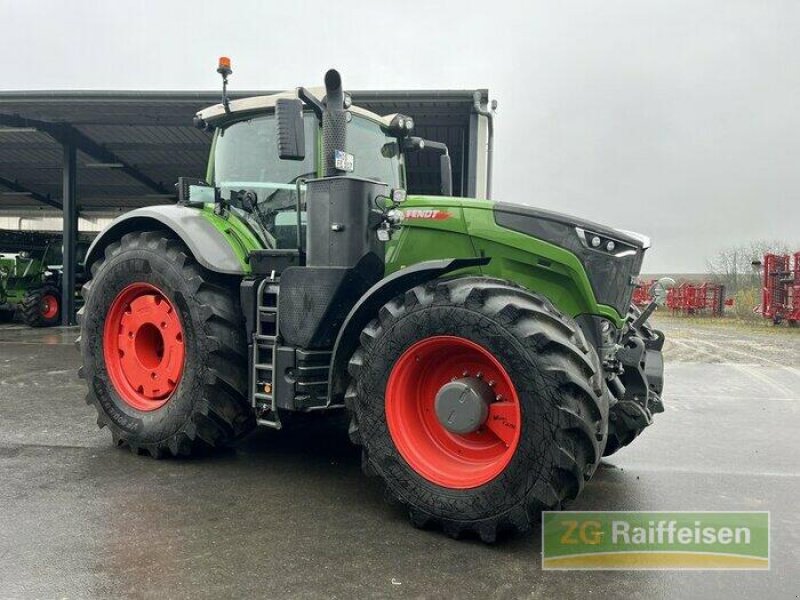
[
  {"x1": 629, "y1": 301, "x2": 658, "y2": 331},
  {"x1": 628, "y1": 276, "x2": 675, "y2": 333},
  {"x1": 421, "y1": 140, "x2": 449, "y2": 156},
  {"x1": 298, "y1": 87, "x2": 324, "y2": 122}
]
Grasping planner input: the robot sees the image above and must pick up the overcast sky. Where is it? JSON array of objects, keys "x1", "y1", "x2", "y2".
[{"x1": 2, "y1": 0, "x2": 798, "y2": 272}]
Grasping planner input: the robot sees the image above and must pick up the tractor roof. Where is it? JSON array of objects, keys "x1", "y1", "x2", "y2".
[{"x1": 196, "y1": 88, "x2": 395, "y2": 128}]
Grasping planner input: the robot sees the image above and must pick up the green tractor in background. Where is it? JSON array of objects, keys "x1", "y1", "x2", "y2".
[
  {"x1": 79, "y1": 67, "x2": 666, "y2": 541},
  {"x1": 0, "y1": 255, "x2": 15, "y2": 322},
  {"x1": 0, "y1": 230, "x2": 91, "y2": 326}
]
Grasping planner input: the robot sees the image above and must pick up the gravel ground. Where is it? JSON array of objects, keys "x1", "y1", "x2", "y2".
[{"x1": 652, "y1": 313, "x2": 800, "y2": 367}]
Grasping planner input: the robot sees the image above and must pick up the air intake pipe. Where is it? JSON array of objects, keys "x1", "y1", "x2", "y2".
[{"x1": 323, "y1": 69, "x2": 348, "y2": 177}]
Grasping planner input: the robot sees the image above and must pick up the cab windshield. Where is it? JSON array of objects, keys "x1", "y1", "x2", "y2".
[{"x1": 347, "y1": 115, "x2": 402, "y2": 188}]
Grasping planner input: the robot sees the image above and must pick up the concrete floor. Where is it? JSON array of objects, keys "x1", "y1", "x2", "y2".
[{"x1": 0, "y1": 318, "x2": 798, "y2": 599}]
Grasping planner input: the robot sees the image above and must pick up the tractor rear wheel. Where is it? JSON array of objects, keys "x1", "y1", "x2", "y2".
[
  {"x1": 79, "y1": 231, "x2": 255, "y2": 457},
  {"x1": 22, "y1": 284, "x2": 61, "y2": 327},
  {"x1": 346, "y1": 277, "x2": 608, "y2": 541}
]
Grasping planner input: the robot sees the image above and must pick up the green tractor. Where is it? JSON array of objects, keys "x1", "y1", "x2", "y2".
[
  {"x1": 0, "y1": 255, "x2": 15, "y2": 322},
  {"x1": 0, "y1": 230, "x2": 90, "y2": 327},
  {"x1": 79, "y1": 68, "x2": 665, "y2": 540}
]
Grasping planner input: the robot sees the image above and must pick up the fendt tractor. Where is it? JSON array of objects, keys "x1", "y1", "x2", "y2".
[{"x1": 78, "y1": 64, "x2": 666, "y2": 541}]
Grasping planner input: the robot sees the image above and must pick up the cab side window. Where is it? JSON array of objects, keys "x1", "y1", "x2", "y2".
[{"x1": 214, "y1": 114, "x2": 317, "y2": 248}]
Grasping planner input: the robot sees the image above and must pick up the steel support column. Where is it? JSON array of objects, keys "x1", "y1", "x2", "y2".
[
  {"x1": 465, "y1": 113, "x2": 479, "y2": 198},
  {"x1": 62, "y1": 142, "x2": 78, "y2": 326}
]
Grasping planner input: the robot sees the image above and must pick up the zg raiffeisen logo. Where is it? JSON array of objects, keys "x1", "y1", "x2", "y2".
[{"x1": 542, "y1": 511, "x2": 769, "y2": 570}]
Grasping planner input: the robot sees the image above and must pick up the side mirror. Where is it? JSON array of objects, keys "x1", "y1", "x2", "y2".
[
  {"x1": 276, "y1": 98, "x2": 306, "y2": 160},
  {"x1": 649, "y1": 277, "x2": 675, "y2": 306},
  {"x1": 440, "y1": 154, "x2": 453, "y2": 197},
  {"x1": 403, "y1": 137, "x2": 453, "y2": 197}
]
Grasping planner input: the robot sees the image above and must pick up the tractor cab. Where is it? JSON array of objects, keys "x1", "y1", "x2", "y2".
[
  {"x1": 190, "y1": 74, "x2": 452, "y2": 251},
  {"x1": 207, "y1": 106, "x2": 402, "y2": 249}
]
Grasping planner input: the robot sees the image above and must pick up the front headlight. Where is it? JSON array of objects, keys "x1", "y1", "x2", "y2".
[{"x1": 575, "y1": 227, "x2": 638, "y2": 258}]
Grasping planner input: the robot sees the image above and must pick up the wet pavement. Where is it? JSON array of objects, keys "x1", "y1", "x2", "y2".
[{"x1": 0, "y1": 319, "x2": 798, "y2": 599}]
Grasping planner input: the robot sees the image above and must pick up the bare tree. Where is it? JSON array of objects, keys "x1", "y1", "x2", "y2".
[{"x1": 706, "y1": 240, "x2": 794, "y2": 294}]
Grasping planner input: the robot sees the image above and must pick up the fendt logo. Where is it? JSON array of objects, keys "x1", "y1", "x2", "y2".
[{"x1": 403, "y1": 209, "x2": 452, "y2": 221}]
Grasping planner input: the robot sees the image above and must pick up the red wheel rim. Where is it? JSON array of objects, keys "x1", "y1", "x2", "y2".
[
  {"x1": 103, "y1": 283, "x2": 185, "y2": 412},
  {"x1": 41, "y1": 294, "x2": 59, "y2": 319},
  {"x1": 385, "y1": 336, "x2": 522, "y2": 489}
]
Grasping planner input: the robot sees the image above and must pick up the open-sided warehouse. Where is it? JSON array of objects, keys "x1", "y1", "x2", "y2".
[{"x1": 0, "y1": 89, "x2": 491, "y2": 324}]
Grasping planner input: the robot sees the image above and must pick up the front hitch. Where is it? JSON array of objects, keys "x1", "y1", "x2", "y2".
[{"x1": 604, "y1": 299, "x2": 668, "y2": 455}]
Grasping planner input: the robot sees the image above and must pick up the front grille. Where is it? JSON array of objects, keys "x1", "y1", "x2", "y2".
[{"x1": 493, "y1": 203, "x2": 647, "y2": 316}]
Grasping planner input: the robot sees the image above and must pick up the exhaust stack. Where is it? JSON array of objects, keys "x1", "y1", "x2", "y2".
[
  {"x1": 305, "y1": 69, "x2": 388, "y2": 270},
  {"x1": 322, "y1": 69, "x2": 348, "y2": 177}
]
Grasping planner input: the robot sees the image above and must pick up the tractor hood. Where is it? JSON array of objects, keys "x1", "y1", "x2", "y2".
[
  {"x1": 493, "y1": 202, "x2": 648, "y2": 316},
  {"x1": 493, "y1": 203, "x2": 649, "y2": 251}
]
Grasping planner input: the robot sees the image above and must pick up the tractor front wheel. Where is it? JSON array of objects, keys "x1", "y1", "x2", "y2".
[
  {"x1": 346, "y1": 277, "x2": 608, "y2": 541},
  {"x1": 21, "y1": 284, "x2": 61, "y2": 327},
  {"x1": 79, "y1": 231, "x2": 255, "y2": 457}
]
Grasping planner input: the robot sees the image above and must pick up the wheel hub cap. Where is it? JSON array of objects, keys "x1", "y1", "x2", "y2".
[
  {"x1": 41, "y1": 294, "x2": 59, "y2": 319},
  {"x1": 434, "y1": 377, "x2": 491, "y2": 434},
  {"x1": 385, "y1": 335, "x2": 522, "y2": 489},
  {"x1": 103, "y1": 283, "x2": 185, "y2": 412}
]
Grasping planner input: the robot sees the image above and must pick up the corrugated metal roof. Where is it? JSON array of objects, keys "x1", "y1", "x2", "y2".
[{"x1": 0, "y1": 89, "x2": 485, "y2": 213}]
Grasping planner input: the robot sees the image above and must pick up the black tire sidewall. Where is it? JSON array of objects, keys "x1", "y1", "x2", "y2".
[
  {"x1": 355, "y1": 305, "x2": 559, "y2": 522},
  {"x1": 23, "y1": 284, "x2": 61, "y2": 327},
  {"x1": 82, "y1": 246, "x2": 209, "y2": 443}
]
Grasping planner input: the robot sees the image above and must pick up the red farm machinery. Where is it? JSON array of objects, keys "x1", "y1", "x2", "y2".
[
  {"x1": 665, "y1": 282, "x2": 727, "y2": 316},
  {"x1": 760, "y1": 252, "x2": 800, "y2": 326},
  {"x1": 632, "y1": 279, "x2": 656, "y2": 307}
]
